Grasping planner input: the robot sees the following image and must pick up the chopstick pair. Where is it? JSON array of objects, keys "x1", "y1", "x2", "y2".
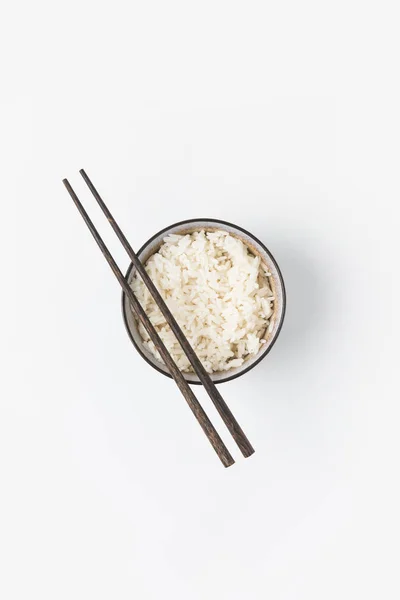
[{"x1": 63, "y1": 170, "x2": 255, "y2": 467}]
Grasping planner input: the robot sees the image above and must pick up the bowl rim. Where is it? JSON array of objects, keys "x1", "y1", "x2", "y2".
[{"x1": 121, "y1": 217, "x2": 286, "y2": 384}]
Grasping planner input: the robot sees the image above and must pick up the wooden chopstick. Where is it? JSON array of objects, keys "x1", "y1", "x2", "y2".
[
  {"x1": 79, "y1": 169, "x2": 255, "y2": 458},
  {"x1": 63, "y1": 178, "x2": 234, "y2": 468}
]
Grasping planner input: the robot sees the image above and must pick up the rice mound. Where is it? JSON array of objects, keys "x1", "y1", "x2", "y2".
[{"x1": 131, "y1": 230, "x2": 275, "y2": 373}]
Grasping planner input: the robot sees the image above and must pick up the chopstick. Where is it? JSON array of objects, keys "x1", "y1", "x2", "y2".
[
  {"x1": 79, "y1": 169, "x2": 255, "y2": 459},
  {"x1": 63, "y1": 178, "x2": 234, "y2": 468}
]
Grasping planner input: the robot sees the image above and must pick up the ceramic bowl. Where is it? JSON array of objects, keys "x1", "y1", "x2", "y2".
[{"x1": 122, "y1": 218, "x2": 286, "y2": 384}]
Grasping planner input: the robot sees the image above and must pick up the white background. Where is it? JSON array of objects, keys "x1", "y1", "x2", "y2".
[{"x1": 1, "y1": 1, "x2": 399, "y2": 599}]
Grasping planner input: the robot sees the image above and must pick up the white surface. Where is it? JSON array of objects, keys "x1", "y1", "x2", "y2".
[{"x1": 1, "y1": 1, "x2": 399, "y2": 599}]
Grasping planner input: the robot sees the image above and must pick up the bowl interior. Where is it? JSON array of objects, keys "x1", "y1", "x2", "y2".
[{"x1": 122, "y1": 219, "x2": 285, "y2": 384}]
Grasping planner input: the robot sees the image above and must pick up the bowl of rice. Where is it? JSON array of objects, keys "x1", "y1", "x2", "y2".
[{"x1": 122, "y1": 219, "x2": 286, "y2": 384}]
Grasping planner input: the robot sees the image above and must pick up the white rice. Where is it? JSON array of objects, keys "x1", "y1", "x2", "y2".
[{"x1": 131, "y1": 230, "x2": 274, "y2": 373}]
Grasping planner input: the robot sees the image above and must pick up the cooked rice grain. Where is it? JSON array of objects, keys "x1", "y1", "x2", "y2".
[{"x1": 131, "y1": 230, "x2": 274, "y2": 373}]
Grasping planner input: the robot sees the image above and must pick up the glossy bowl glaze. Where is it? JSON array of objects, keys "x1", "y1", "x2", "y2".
[{"x1": 122, "y1": 218, "x2": 286, "y2": 384}]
